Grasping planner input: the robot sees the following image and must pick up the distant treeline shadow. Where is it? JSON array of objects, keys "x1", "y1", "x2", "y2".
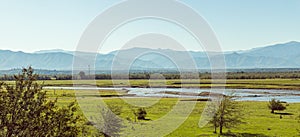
[
  {"x1": 275, "y1": 112, "x2": 293, "y2": 115},
  {"x1": 222, "y1": 132, "x2": 269, "y2": 137}
]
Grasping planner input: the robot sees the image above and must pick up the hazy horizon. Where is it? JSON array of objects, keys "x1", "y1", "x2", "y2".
[{"x1": 1, "y1": 40, "x2": 299, "y2": 54}]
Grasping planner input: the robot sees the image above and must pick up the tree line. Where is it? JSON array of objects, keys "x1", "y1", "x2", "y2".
[{"x1": 1, "y1": 71, "x2": 300, "y2": 80}]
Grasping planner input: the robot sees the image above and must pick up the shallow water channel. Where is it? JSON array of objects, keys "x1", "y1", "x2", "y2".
[{"x1": 44, "y1": 87, "x2": 300, "y2": 103}]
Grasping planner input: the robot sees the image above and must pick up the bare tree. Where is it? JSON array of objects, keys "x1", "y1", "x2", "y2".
[
  {"x1": 97, "y1": 104, "x2": 124, "y2": 137},
  {"x1": 207, "y1": 96, "x2": 244, "y2": 134},
  {"x1": 78, "y1": 71, "x2": 86, "y2": 79}
]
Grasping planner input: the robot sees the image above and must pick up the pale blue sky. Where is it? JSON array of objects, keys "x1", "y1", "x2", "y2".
[{"x1": 0, "y1": 0, "x2": 299, "y2": 53}]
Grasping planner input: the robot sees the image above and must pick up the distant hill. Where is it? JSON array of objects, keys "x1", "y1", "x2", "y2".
[
  {"x1": 0, "y1": 50, "x2": 74, "y2": 70},
  {"x1": 34, "y1": 49, "x2": 72, "y2": 54},
  {"x1": 243, "y1": 41, "x2": 300, "y2": 58},
  {"x1": 1, "y1": 41, "x2": 300, "y2": 70}
]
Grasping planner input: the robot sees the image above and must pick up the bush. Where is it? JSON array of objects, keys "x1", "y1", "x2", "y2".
[
  {"x1": 136, "y1": 108, "x2": 147, "y2": 120},
  {"x1": 268, "y1": 98, "x2": 286, "y2": 113}
]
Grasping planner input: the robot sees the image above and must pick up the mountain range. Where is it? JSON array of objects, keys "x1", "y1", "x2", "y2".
[{"x1": 1, "y1": 41, "x2": 300, "y2": 70}]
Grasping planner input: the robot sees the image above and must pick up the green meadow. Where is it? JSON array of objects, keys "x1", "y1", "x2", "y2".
[
  {"x1": 45, "y1": 89, "x2": 300, "y2": 137},
  {"x1": 4, "y1": 79, "x2": 297, "y2": 90}
]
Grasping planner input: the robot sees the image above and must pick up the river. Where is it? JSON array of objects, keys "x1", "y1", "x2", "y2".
[{"x1": 44, "y1": 86, "x2": 300, "y2": 103}]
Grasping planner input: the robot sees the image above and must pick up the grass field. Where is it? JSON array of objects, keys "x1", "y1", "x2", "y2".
[
  {"x1": 45, "y1": 89, "x2": 300, "y2": 137},
  {"x1": 23, "y1": 79, "x2": 299, "y2": 90},
  {"x1": 5, "y1": 79, "x2": 300, "y2": 90}
]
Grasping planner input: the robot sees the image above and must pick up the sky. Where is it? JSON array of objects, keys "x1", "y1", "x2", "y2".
[{"x1": 0, "y1": 0, "x2": 299, "y2": 53}]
